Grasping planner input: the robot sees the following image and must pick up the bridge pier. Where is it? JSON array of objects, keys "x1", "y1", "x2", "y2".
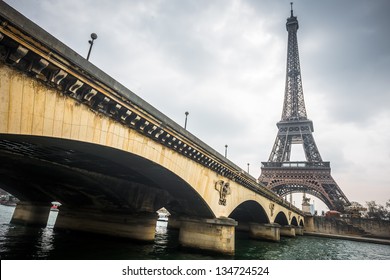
[
  {"x1": 249, "y1": 223, "x2": 281, "y2": 242},
  {"x1": 55, "y1": 208, "x2": 158, "y2": 241},
  {"x1": 167, "y1": 216, "x2": 182, "y2": 230},
  {"x1": 179, "y1": 217, "x2": 237, "y2": 255},
  {"x1": 304, "y1": 215, "x2": 315, "y2": 232},
  {"x1": 10, "y1": 202, "x2": 51, "y2": 227},
  {"x1": 280, "y1": 225, "x2": 296, "y2": 237},
  {"x1": 235, "y1": 221, "x2": 250, "y2": 232},
  {"x1": 294, "y1": 226, "x2": 304, "y2": 235}
]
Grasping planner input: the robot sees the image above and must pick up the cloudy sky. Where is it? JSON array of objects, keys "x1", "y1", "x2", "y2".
[{"x1": 4, "y1": 0, "x2": 390, "y2": 211}]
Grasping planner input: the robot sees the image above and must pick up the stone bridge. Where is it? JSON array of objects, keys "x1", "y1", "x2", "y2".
[{"x1": 0, "y1": 2, "x2": 304, "y2": 254}]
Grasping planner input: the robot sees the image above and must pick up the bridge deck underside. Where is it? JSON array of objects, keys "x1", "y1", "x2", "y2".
[{"x1": 0, "y1": 134, "x2": 214, "y2": 218}]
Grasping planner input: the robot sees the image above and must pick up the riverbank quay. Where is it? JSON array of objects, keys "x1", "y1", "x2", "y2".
[{"x1": 304, "y1": 231, "x2": 390, "y2": 246}]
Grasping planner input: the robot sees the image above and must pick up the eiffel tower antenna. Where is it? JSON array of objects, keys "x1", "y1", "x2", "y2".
[{"x1": 258, "y1": 4, "x2": 350, "y2": 212}]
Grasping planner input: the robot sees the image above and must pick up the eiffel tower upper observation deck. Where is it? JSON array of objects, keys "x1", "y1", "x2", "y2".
[{"x1": 258, "y1": 3, "x2": 350, "y2": 212}]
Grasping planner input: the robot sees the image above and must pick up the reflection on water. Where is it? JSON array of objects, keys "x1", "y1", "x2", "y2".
[
  {"x1": 1, "y1": 205, "x2": 390, "y2": 260},
  {"x1": 35, "y1": 227, "x2": 55, "y2": 259},
  {"x1": 0, "y1": 206, "x2": 58, "y2": 259},
  {"x1": 153, "y1": 221, "x2": 169, "y2": 254}
]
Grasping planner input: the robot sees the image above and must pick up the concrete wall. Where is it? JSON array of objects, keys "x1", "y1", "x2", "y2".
[
  {"x1": 305, "y1": 216, "x2": 390, "y2": 239},
  {"x1": 341, "y1": 218, "x2": 390, "y2": 239}
]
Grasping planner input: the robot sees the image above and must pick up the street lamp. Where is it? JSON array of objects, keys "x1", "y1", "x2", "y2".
[
  {"x1": 184, "y1": 111, "x2": 189, "y2": 130},
  {"x1": 247, "y1": 163, "x2": 250, "y2": 173},
  {"x1": 87, "y1": 33, "x2": 98, "y2": 61},
  {"x1": 224, "y1": 144, "x2": 228, "y2": 158}
]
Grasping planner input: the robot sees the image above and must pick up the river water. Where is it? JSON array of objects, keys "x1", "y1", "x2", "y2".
[{"x1": 0, "y1": 205, "x2": 389, "y2": 260}]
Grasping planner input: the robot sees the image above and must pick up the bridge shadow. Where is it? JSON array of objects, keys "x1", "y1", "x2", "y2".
[{"x1": 0, "y1": 135, "x2": 214, "y2": 220}]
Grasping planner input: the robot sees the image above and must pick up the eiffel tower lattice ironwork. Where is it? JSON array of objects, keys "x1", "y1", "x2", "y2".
[{"x1": 258, "y1": 3, "x2": 350, "y2": 212}]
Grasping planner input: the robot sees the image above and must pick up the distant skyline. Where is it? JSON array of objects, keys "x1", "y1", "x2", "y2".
[{"x1": 3, "y1": 0, "x2": 390, "y2": 212}]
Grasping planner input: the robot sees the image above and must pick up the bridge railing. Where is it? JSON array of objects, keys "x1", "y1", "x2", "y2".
[
  {"x1": 0, "y1": 2, "x2": 303, "y2": 215},
  {"x1": 261, "y1": 161, "x2": 331, "y2": 168}
]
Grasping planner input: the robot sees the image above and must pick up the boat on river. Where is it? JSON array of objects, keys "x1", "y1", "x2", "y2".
[
  {"x1": 50, "y1": 201, "x2": 62, "y2": 212},
  {"x1": 0, "y1": 194, "x2": 18, "y2": 207},
  {"x1": 157, "y1": 207, "x2": 170, "y2": 222},
  {"x1": 158, "y1": 213, "x2": 169, "y2": 222}
]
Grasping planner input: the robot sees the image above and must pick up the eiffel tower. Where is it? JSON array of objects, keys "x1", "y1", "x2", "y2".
[{"x1": 258, "y1": 3, "x2": 350, "y2": 212}]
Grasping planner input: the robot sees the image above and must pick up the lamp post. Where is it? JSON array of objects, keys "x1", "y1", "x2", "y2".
[
  {"x1": 224, "y1": 144, "x2": 228, "y2": 158},
  {"x1": 184, "y1": 111, "x2": 189, "y2": 129},
  {"x1": 87, "y1": 33, "x2": 98, "y2": 61},
  {"x1": 247, "y1": 163, "x2": 250, "y2": 173}
]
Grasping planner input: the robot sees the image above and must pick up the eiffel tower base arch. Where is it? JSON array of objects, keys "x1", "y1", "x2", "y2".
[{"x1": 259, "y1": 162, "x2": 349, "y2": 212}]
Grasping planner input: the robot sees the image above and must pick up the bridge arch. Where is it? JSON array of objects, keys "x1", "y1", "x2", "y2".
[
  {"x1": 273, "y1": 211, "x2": 289, "y2": 226},
  {"x1": 228, "y1": 200, "x2": 270, "y2": 224},
  {"x1": 291, "y1": 216, "x2": 298, "y2": 226},
  {"x1": 0, "y1": 135, "x2": 215, "y2": 219},
  {"x1": 268, "y1": 181, "x2": 336, "y2": 211}
]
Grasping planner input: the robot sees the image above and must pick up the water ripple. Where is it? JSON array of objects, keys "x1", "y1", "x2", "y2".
[{"x1": 1, "y1": 206, "x2": 389, "y2": 260}]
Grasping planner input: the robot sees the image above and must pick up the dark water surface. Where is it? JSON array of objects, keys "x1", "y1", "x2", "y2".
[{"x1": 1, "y1": 205, "x2": 389, "y2": 260}]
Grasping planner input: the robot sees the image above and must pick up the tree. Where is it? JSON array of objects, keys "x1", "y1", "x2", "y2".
[
  {"x1": 345, "y1": 201, "x2": 366, "y2": 218},
  {"x1": 365, "y1": 200, "x2": 390, "y2": 220}
]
